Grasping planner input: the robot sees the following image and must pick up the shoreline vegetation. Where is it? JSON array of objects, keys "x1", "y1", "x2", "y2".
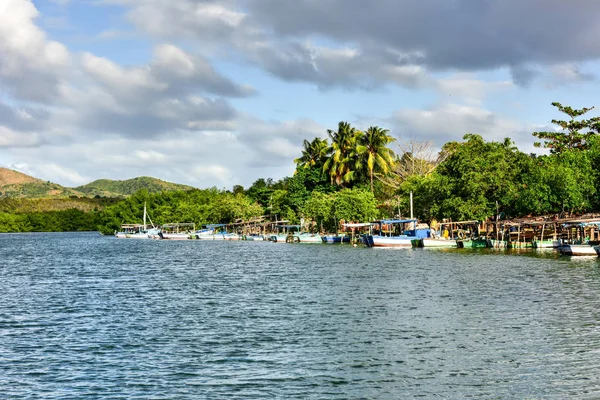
[{"x1": 2, "y1": 102, "x2": 600, "y2": 235}]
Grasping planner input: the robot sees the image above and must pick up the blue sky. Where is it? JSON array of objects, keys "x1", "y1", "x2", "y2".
[{"x1": 2, "y1": 0, "x2": 600, "y2": 188}]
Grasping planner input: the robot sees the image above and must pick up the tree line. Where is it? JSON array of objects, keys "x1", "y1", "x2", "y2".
[{"x1": 2, "y1": 102, "x2": 600, "y2": 233}]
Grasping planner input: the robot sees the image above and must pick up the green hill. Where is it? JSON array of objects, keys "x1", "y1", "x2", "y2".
[
  {"x1": 74, "y1": 176, "x2": 195, "y2": 197},
  {"x1": 0, "y1": 168, "x2": 195, "y2": 199},
  {"x1": 0, "y1": 168, "x2": 84, "y2": 198}
]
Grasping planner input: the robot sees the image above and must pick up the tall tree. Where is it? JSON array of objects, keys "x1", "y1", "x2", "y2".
[
  {"x1": 533, "y1": 102, "x2": 600, "y2": 153},
  {"x1": 356, "y1": 126, "x2": 396, "y2": 192},
  {"x1": 323, "y1": 121, "x2": 360, "y2": 186},
  {"x1": 294, "y1": 137, "x2": 330, "y2": 169}
]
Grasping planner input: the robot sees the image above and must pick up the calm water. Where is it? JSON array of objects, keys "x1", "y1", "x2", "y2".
[{"x1": 2, "y1": 233, "x2": 600, "y2": 399}]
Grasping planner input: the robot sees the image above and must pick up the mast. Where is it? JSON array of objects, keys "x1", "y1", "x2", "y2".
[{"x1": 143, "y1": 202, "x2": 147, "y2": 230}]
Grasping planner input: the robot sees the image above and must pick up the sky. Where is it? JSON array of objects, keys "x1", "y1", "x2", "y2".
[{"x1": 2, "y1": 0, "x2": 600, "y2": 189}]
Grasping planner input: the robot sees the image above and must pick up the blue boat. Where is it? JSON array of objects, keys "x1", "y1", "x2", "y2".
[
  {"x1": 321, "y1": 235, "x2": 351, "y2": 244},
  {"x1": 364, "y1": 219, "x2": 430, "y2": 248}
]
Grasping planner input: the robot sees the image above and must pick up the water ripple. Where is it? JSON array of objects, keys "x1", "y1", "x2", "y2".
[{"x1": 1, "y1": 232, "x2": 600, "y2": 398}]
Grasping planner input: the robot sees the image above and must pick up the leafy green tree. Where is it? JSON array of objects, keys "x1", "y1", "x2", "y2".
[
  {"x1": 356, "y1": 126, "x2": 396, "y2": 192},
  {"x1": 533, "y1": 102, "x2": 600, "y2": 153},
  {"x1": 407, "y1": 134, "x2": 532, "y2": 221},
  {"x1": 294, "y1": 137, "x2": 330, "y2": 169},
  {"x1": 332, "y1": 188, "x2": 379, "y2": 224},
  {"x1": 245, "y1": 178, "x2": 275, "y2": 210},
  {"x1": 302, "y1": 191, "x2": 334, "y2": 232},
  {"x1": 323, "y1": 121, "x2": 361, "y2": 186}
]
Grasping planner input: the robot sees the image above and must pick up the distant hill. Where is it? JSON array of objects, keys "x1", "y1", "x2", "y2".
[
  {"x1": 74, "y1": 176, "x2": 195, "y2": 197},
  {"x1": 0, "y1": 168, "x2": 195, "y2": 199},
  {"x1": 0, "y1": 168, "x2": 84, "y2": 198}
]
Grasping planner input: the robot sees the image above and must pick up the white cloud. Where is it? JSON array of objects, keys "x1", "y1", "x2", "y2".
[
  {"x1": 0, "y1": 126, "x2": 42, "y2": 148},
  {"x1": 0, "y1": 0, "x2": 71, "y2": 102},
  {"x1": 435, "y1": 74, "x2": 513, "y2": 106},
  {"x1": 392, "y1": 103, "x2": 531, "y2": 148}
]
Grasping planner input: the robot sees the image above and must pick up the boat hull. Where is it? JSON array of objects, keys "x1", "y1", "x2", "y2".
[
  {"x1": 558, "y1": 244, "x2": 597, "y2": 256},
  {"x1": 532, "y1": 240, "x2": 560, "y2": 249},
  {"x1": 293, "y1": 234, "x2": 323, "y2": 243},
  {"x1": 413, "y1": 238, "x2": 457, "y2": 248},
  {"x1": 125, "y1": 233, "x2": 152, "y2": 239},
  {"x1": 366, "y1": 235, "x2": 414, "y2": 247},
  {"x1": 159, "y1": 233, "x2": 191, "y2": 240},
  {"x1": 269, "y1": 234, "x2": 290, "y2": 243},
  {"x1": 322, "y1": 236, "x2": 351, "y2": 244}
]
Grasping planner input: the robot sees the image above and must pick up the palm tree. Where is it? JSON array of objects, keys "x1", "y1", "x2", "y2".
[
  {"x1": 323, "y1": 121, "x2": 361, "y2": 186},
  {"x1": 356, "y1": 126, "x2": 396, "y2": 192},
  {"x1": 294, "y1": 137, "x2": 330, "y2": 169}
]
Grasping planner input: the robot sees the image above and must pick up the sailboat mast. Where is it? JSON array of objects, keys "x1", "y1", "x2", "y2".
[{"x1": 143, "y1": 202, "x2": 147, "y2": 230}]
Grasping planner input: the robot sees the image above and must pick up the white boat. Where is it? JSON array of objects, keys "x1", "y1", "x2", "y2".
[
  {"x1": 532, "y1": 239, "x2": 560, "y2": 248},
  {"x1": 558, "y1": 244, "x2": 597, "y2": 256},
  {"x1": 413, "y1": 238, "x2": 457, "y2": 248},
  {"x1": 365, "y1": 219, "x2": 429, "y2": 248},
  {"x1": 126, "y1": 229, "x2": 160, "y2": 239},
  {"x1": 269, "y1": 233, "x2": 291, "y2": 243},
  {"x1": 242, "y1": 234, "x2": 264, "y2": 241},
  {"x1": 292, "y1": 232, "x2": 323, "y2": 243},
  {"x1": 158, "y1": 222, "x2": 195, "y2": 240},
  {"x1": 369, "y1": 235, "x2": 414, "y2": 247},
  {"x1": 194, "y1": 224, "x2": 241, "y2": 240},
  {"x1": 159, "y1": 232, "x2": 191, "y2": 240},
  {"x1": 193, "y1": 228, "x2": 215, "y2": 239},
  {"x1": 115, "y1": 202, "x2": 159, "y2": 239}
]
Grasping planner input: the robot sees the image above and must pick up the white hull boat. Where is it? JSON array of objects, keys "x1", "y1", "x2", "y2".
[
  {"x1": 159, "y1": 232, "x2": 191, "y2": 240},
  {"x1": 532, "y1": 239, "x2": 560, "y2": 249},
  {"x1": 416, "y1": 238, "x2": 457, "y2": 248},
  {"x1": 292, "y1": 233, "x2": 323, "y2": 243},
  {"x1": 558, "y1": 244, "x2": 597, "y2": 256},
  {"x1": 370, "y1": 235, "x2": 414, "y2": 247}
]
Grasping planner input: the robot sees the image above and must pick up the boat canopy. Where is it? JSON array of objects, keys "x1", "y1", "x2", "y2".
[
  {"x1": 205, "y1": 223, "x2": 227, "y2": 228},
  {"x1": 343, "y1": 223, "x2": 373, "y2": 228},
  {"x1": 375, "y1": 219, "x2": 418, "y2": 224}
]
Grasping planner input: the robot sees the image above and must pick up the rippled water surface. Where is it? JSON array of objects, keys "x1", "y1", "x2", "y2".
[{"x1": 2, "y1": 232, "x2": 600, "y2": 398}]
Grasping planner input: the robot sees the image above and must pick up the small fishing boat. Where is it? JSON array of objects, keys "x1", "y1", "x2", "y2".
[
  {"x1": 364, "y1": 219, "x2": 430, "y2": 248},
  {"x1": 269, "y1": 233, "x2": 292, "y2": 243},
  {"x1": 321, "y1": 235, "x2": 351, "y2": 244},
  {"x1": 268, "y1": 224, "x2": 299, "y2": 243},
  {"x1": 531, "y1": 239, "x2": 560, "y2": 249},
  {"x1": 193, "y1": 227, "x2": 215, "y2": 239},
  {"x1": 291, "y1": 232, "x2": 323, "y2": 243},
  {"x1": 242, "y1": 234, "x2": 264, "y2": 241},
  {"x1": 558, "y1": 243, "x2": 597, "y2": 256},
  {"x1": 115, "y1": 202, "x2": 159, "y2": 239},
  {"x1": 412, "y1": 238, "x2": 457, "y2": 248},
  {"x1": 158, "y1": 223, "x2": 195, "y2": 240}
]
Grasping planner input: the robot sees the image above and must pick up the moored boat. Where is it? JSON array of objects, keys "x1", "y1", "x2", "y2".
[
  {"x1": 412, "y1": 238, "x2": 457, "y2": 248},
  {"x1": 158, "y1": 222, "x2": 195, "y2": 240},
  {"x1": 322, "y1": 235, "x2": 351, "y2": 244},
  {"x1": 292, "y1": 232, "x2": 323, "y2": 243},
  {"x1": 364, "y1": 219, "x2": 430, "y2": 248},
  {"x1": 532, "y1": 239, "x2": 560, "y2": 249},
  {"x1": 558, "y1": 244, "x2": 597, "y2": 256},
  {"x1": 269, "y1": 233, "x2": 291, "y2": 243},
  {"x1": 115, "y1": 202, "x2": 159, "y2": 239},
  {"x1": 159, "y1": 232, "x2": 192, "y2": 240}
]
